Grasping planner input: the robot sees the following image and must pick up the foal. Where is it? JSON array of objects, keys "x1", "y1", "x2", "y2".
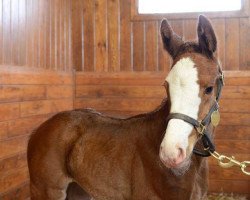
[{"x1": 28, "y1": 15, "x2": 222, "y2": 200}]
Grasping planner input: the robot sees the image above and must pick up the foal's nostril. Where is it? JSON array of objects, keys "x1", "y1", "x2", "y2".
[
  {"x1": 159, "y1": 145, "x2": 186, "y2": 167},
  {"x1": 174, "y1": 147, "x2": 186, "y2": 165},
  {"x1": 177, "y1": 148, "x2": 183, "y2": 158}
]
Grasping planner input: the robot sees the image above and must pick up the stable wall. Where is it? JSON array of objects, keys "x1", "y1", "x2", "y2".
[
  {"x1": 72, "y1": 0, "x2": 250, "y2": 72},
  {"x1": 0, "y1": 0, "x2": 73, "y2": 199}
]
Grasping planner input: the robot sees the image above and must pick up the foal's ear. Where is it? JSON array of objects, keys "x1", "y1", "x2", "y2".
[
  {"x1": 197, "y1": 15, "x2": 217, "y2": 57},
  {"x1": 160, "y1": 19, "x2": 184, "y2": 58}
]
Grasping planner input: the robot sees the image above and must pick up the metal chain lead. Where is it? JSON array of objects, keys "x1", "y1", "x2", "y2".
[{"x1": 209, "y1": 150, "x2": 250, "y2": 175}]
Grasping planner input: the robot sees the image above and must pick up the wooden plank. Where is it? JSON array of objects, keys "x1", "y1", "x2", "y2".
[
  {"x1": 0, "y1": 181, "x2": 30, "y2": 200},
  {"x1": 0, "y1": 0, "x2": 2, "y2": 63},
  {"x1": 225, "y1": 18, "x2": 240, "y2": 70},
  {"x1": 0, "y1": 122, "x2": 8, "y2": 140},
  {"x1": 224, "y1": 71, "x2": 250, "y2": 77},
  {"x1": 64, "y1": 0, "x2": 69, "y2": 70},
  {"x1": 65, "y1": 0, "x2": 70, "y2": 70},
  {"x1": 211, "y1": 18, "x2": 225, "y2": 68},
  {"x1": 2, "y1": 0, "x2": 11, "y2": 64},
  {"x1": 82, "y1": 0, "x2": 94, "y2": 71},
  {"x1": 7, "y1": 115, "x2": 47, "y2": 138},
  {"x1": 0, "y1": 85, "x2": 46, "y2": 102},
  {"x1": 50, "y1": 0, "x2": 56, "y2": 69},
  {"x1": 0, "y1": 70, "x2": 73, "y2": 85},
  {"x1": 215, "y1": 125, "x2": 250, "y2": 140},
  {"x1": 45, "y1": 0, "x2": 51, "y2": 69},
  {"x1": 221, "y1": 86, "x2": 250, "y2": 99},
  {"x1": 75, "y1": 73, "x2": 165, "y2": 86},
  {"x1": 57, "y1": 0, "x2": 63, "y2": 70},
  {"x1": 62, "y1": 0, "x2": 66, "y2": 70},
  {"x1": 26, "y1": 0, "x2": 33, "y2": 67},
  {"x1": 239, "y1": 18, "x2": 250, "y2": 70},
  {"x1": 0, "y1": 153, "x2": 27, "y2": 177},
  {"x1": 225, "y1": 76, "x2": 250, "y2": 86},
  {"x1": 209, "y1": 165, "x2": 250, "y2": 181},
  {"x1": 145, "y1": 21, "x2": 158, "y2": 71},
  {"x1": 55, "y1": 0, "x2": 60, "y2": 70},
  {"x1": 47, "y1": 85, "x2": 73, "y2": 99},
  {"x1": 76, "y1": 85, "x2": 165, "y2": 98},
  {"x1": 183, "y1": 19, "x2": 197, "y2": 41},
  {"x1": 95, "y1": 0, "x2": 108, "y2": 72},
  {"x1": 20, "y1": 99, "x2": 73, "y2": 117},
  {"x1": 0, "y1": 166, "x2": 29, "y2": 194},
  {"x1": 220, "y1": 99, "x2": 250, "y2": 113},
  {"x1": 11, "y1": 0, "x2": 19, "y2": 65},
  {"x1": 0, "y1": 103, "x2": 20, "y2": 121},
  {"x1": 18, "y1": 0, "x2": 26, "y2": 66},
  {"x1": 120, "y1": 0, "x2": 131, "y2": 71},
  {"x1": 214, "y1": 139, "x2": 249, "y2": 154},
  {"x1": 74, "y1": 97, "x2": 162, "y2": 112},
  {"x1": 38, "y1": 0, "x2": 45, "y2": 69},
  {"x1": 158, "y1": 21, "x2": 170, "y2": 71},
  {"x1": 107, "y1": 0, "x2": 120, "y2": 72},
  {"x1": 60, "y1": 0, "x2": 65, "y2": 70},
  {"x1": 32, "y1": 0, "x2": 39, "y2": 67},
  {"x1": 208, "y1": 180, "x2": 250, "y2": 194},
  {"x1": 0, "y1": 136, "x2": 28, "y2": 159},
  {"x1": 133, "y1": 22, "x2": 145, "y2": 71},
  {"x1": 220, "y1": 112, "x2": 250, "y2": 126}
]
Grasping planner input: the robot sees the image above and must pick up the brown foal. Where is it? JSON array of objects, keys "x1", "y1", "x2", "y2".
[{"x1": 28, "y1": 15, "x2": 221, "y2": 200}]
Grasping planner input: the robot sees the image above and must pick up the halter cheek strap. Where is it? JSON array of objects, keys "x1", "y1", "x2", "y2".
[{"x1": 166, "y1": 72, "x2": 224, "y2": 157}]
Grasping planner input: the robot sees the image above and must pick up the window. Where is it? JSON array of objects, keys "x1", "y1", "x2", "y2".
[
  {"x1": 138, "y1": 0, "x2": 242, "y2": 14},
  {"x1": 131, "y1": 0, "x2": 249, "y2": 20}
]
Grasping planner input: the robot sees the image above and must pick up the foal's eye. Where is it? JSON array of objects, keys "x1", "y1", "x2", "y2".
[{"x1": 204, "y1": 86, "x2": 214, "y2": 95}]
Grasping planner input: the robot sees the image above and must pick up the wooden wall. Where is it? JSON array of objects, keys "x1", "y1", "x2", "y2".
[
  {"x1": 0, "y1": 0, "x2": 73, "y2": 199},
  {"x1": 0, "y1": 0, "x2": 72, "y2": 71},
  {"x1": 0, "y1": 67, "x2": 73, "y2": 199},
  {"x1": 72, "y1": 0, "x2": 250, "y2": 72}
]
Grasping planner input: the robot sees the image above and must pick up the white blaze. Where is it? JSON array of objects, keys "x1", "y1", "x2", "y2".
[{"x1": 161, "y1": 57, "x2": 201, "y2": 158}]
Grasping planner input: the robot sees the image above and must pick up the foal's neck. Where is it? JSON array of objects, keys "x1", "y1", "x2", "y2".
[{"x1": 141, "y1": 98, "x2": 170, "y2": 147}]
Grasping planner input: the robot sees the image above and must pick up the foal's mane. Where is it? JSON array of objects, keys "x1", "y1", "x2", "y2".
[{"x1": 75, "y1": 97, "x2": 169, "y2": 122}]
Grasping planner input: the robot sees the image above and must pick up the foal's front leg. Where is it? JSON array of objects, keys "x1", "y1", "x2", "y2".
[{"x1": 30, "y1": 181, "x2": 68, "y2": 200}]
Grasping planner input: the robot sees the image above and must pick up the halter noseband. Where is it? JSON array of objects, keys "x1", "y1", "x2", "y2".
[{"x1": 166, "y1": 72, "x2": 224, "y2": 157}]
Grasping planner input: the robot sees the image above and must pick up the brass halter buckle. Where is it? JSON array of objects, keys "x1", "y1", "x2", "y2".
[{"x1": 196, "y1": 122, "x2": 206, "y2": 135}]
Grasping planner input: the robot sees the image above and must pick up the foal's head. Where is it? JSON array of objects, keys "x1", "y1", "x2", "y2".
[{"x1": 159, "y1": 15, "x2": 222, "y2": 175}]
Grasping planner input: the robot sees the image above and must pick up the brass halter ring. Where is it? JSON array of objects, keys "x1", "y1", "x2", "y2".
[{"x1": 196, "y1": 122, "x2": 206, "y2": 135}]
